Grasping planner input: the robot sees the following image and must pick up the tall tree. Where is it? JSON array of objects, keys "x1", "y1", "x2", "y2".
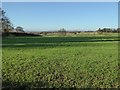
[{"x1": 0, "y1": 8, "x2": 14, "y2": 32}]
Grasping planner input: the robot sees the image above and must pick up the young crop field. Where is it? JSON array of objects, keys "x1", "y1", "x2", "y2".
[{"x1": 2, "y1": 34, "x2": 119, "y2": 89}]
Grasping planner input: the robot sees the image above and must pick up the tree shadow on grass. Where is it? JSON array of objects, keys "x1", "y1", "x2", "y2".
[
  {"x1": 2, "y1": 36, "x2": 119, "y2": 43},
  {"x1": 2, "y1": 40, "x2": 119, "y2": 48},
  {"x1": 2, "y1": 80, "x2": 73, "y2": 89},
  {"x1": 2, "y1": 36, "x2": 119, "y2": 48},
  {"x1": 2, "y1": 80, "x2": 49, "y2": 90}
]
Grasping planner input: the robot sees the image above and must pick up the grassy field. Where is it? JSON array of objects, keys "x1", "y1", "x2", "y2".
[{"x1": 2, "y1": 34, "x2": 119, "y2": 88}]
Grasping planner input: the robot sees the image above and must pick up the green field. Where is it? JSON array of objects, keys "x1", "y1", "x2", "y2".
[{"x1": 2, "y1": 34, "x2": 119, "y2": 88}]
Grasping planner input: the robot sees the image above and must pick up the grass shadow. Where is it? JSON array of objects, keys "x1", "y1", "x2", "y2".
[
  {"x1": 2, "y1": 36, "x2": 119, "y2": 48},
  {"x1": 2, "y1": 80, "x2": 73, "y2": 89}
]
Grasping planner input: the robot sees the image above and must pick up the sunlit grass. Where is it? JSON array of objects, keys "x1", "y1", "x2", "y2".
[{"x1": 2, "y1": 35, "x2": 119, "y2": 88}]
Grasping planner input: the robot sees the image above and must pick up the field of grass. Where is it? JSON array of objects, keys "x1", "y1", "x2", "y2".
[{"x1": 2, "y1": 34, "x2": 119, "y2": 89}]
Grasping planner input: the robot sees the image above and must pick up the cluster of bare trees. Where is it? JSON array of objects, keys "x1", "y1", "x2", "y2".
[{"x1": 97, "y1": 28, "x2": 120, "y2": 33}]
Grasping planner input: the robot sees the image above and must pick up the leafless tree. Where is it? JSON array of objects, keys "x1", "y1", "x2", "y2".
[
  {"x1": 58, "y1": 28, "x2": 66, "y2": 36},
  {"x1": 0, "y1": 8, "x2": 14, "y2": 33}
]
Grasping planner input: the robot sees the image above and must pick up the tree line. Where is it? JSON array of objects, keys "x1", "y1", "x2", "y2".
[{"x1": 97, "y1": 28, "x2": 120, "y2": 33}]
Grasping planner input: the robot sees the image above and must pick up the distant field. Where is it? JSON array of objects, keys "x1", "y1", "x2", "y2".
[
  {"x1": 46, "y1": 32, "x2": 118, "y2": 37},
  {"x1": 2, "y1": 34, "x2": 119, "y2": 88}
]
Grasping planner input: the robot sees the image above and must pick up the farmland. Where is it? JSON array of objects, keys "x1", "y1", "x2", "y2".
[{"x1": 2, "y1": 33, "x2": 119, "y2": 89}]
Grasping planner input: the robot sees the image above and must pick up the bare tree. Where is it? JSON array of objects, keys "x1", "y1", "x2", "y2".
[
  {"x1": 0, "y1": 8, "x2": 14, "y2": 33},
  {"x1": 58, "y1": 28, "x2": 66, "y2": 36}
]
